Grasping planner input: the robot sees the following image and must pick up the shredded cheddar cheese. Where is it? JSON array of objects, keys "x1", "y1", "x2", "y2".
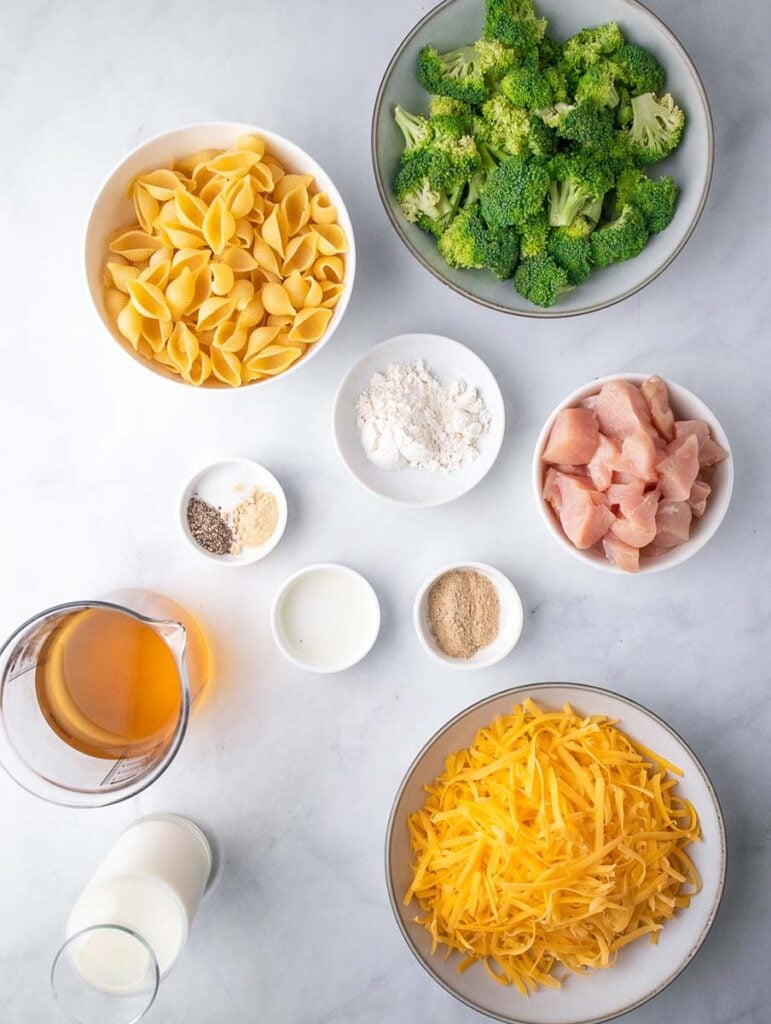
[{"x1": 404, "y1": 699, "x2": 701, "y2": 994}]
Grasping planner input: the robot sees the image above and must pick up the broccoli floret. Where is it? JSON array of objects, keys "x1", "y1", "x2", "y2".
[
  {"x1": 626, "y1": 92, "x2": 685, "y2": 164},
  {"x1": 394, "y1": 154, "x2": 464, "y2": 231},
  {"x1": 514, "y1": 253, "x2": 571, "y2": 306},
  {"x1": 613, "y1": 43, "x2": 665, "y2": 95},
  {"x1": 516, "y1": 209, "x2": 550, "y2": 256},
  {"x1": 483, "y1": 225, "x2": 520, "y2": 278},
  {"x1": 548, "y1": 221, "x2": 593, "y2": 283},
  {"x1": 589, "y1": 202, "x2": 649, "y2": 267},
  {"x1": 484, "y1": 0, "x2": 547, "y2": 52},
  {"x1": 616, "y1": 86, "x2": 634, "y2": 127},
  {"x1": 500, "y1": 52, "x2": 568, "y2": 109},
  {"x1": 614, "y1": 167, "x2": 678, "y2": 233},
  {"x1": 394, "y1": 105, "x2": 433, "y2": 161},
  {"x1": 479, "y1": 94, "x2": 532, "y2": 155},
  {"x1": 575, "y1": 63, "x2": 619, "y2": 108},
  {"x1": 429, "y1": 132, "x2": 482, "y2": 184},
  {"x1": 417, "y1": 44, "x2": 487, "y2": 106},
  {"x1": 475, "y1": 38, "x2": 519, "y2": 79},
  {"x1": 547, "y1": 153, "x2": 612, "y2": 226},
  {"x1": 429, "y1": 95, "x2": 474, "y2": 118},
  {"x1": 479, "y1": 154, "x2": 550, "y2": 227},
  {"x1": 555, "y1": 100, "x2": 615, "y2": 149},
  {"x1": 438, "y1": 206, "x2": 488, "y2": 268},
  {"x1": 535, "y1": 101, "x2": 574, "y2": 128},
  {"x1": 583, "y1": 195, "x2": 604, "y2": 225},
  {"x1": 537, "y1": 34, "x2": 563, "y2": 67},
  {"x1": 429, "y1": 111, "x2": 475, "y2": 139},
  {"x1": 526, "y1": 112, "x2": 556, "y2": 157},
  {"x1": 562, "y1": 22, "x2": 625, "y2": 72}
]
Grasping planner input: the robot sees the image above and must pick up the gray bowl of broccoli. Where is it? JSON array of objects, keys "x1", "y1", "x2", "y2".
[{"x1": 372, "y1": 0, "x2": 713, "y2": 316}]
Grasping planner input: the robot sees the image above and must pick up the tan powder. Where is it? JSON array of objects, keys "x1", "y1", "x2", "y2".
[
  {"x1": 427, "y1": 569, "x2": 499, "y2": 659},
  {"x1": 231, "y1": 488, "x2": 279, "y2": 554}
]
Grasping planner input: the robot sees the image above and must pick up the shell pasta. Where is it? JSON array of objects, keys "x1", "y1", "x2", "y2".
[{"x1": 102, "y1": 135, "x2": 348, "y2": 387}]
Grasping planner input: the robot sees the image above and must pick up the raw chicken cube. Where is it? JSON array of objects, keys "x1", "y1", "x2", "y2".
[
  {"x1": 594, "y1": 381, "x2": 656, "y2": 441},
  {"x1": 542, "y1": 467, "x2": 563, "y2": 512},
  {"x1": 641, "y1": 376, "x2": 675, "y2": 441},
  {"x1": 615, "y1": 426, "x2": 658, "y2": 482},
  {"x1": 674, "y1": 419, "x2": 709, "y2": 446},
  {"x1": 699, "y1": 437, "x2": 728, "y2": 467},
  {"x1": 603, "y1": 535, "x2": 640, "y2": 573},
  {"x1": 656, "y1": 434, "x2": 700, "y2": 501},
  {"x1": 543, "y1": 408, "x2": 600, "y2": 465},
  {"x1": 587, "y1": 433, "x2": 620, "y2": 491},
  {"x1": 610, "y1": 488, "x2": 660, "y2": 548},
  {"x1": 654, "y1": 499, "x2": 692, "y2": 549},
  {"x1": 688, "y1": 479, "x2": 711, "y2": 518},
  {"x1": 554, "y1": 473, "x2": 615, "y2": 549},
  {"x1": 607, "y1": 479, "x2": 645, "y2": 517}
]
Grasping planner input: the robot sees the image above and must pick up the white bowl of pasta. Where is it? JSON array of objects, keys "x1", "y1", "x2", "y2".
[{"x1": 85, "y1": 122, "x2": 355, "y2": 389}]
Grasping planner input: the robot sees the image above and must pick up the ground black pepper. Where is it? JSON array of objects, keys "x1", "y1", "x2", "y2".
[{"x1": 186, "y1": 496, "x2": 234, "y2": 555}]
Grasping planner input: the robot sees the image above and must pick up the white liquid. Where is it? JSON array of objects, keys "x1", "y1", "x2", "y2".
[
  {"x1": 65, "y1": 815, "x2": 211, "y2": 992},
  {"x1": 278, "y1": 566, "x2": 379, "y2": 670}
]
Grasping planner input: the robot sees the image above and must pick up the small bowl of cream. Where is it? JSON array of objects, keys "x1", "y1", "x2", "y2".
[
  {"x1": 180, "y1": 458, "x2": 287, "y2": 566},
  {"x1": 413, "y1": 561, "x2": 523, "y2": 670},
  {"x1": 271, "y1": 564, "x2": 381, "y2": 673}
]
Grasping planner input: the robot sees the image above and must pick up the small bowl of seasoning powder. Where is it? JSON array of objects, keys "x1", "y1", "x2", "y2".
[
  {"x1": 413, "y1": 562, "x2": 523, "y2": 670},
  {"x1": 180, "y1": 458, "x2": 287, "y2": 566}
]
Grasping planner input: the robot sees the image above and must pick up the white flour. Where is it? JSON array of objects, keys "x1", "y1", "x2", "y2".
[{"x1": 355, "y1": 360, "x2": 491, "y2": 472}]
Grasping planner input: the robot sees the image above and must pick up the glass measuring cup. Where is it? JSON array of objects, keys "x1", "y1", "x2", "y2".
[{"x1": 0, "y1": 590, "x2": 209, "y2": 807}]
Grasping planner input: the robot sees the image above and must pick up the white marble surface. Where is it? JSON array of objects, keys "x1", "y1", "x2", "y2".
[{"x1": 0, "y1": 1, "x2": 769, "y2": 1022}]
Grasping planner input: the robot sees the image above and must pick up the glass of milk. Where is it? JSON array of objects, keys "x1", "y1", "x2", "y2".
[{"x1": 51, "y1": 814, "x2": 212, "y2": 1023}]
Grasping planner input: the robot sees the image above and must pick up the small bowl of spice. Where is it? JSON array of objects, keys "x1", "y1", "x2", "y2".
[
  {"x1": 414, "y1": 562, "x2": 523, "y2": 670},
  {"x1": 180, "y1": 458, "x2": 287, "y2": 565}
]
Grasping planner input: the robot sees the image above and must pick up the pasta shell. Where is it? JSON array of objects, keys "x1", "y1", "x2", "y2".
[
  {"x1": 174, "y1": 148, "x2": 222, "y2": 176},
  {"x1": 281, "y1": 233, "x2": 318, "y2": 276},
  {"x1": 261, "y1": 282, "x2": 295, "y2": 317},
  {"x1": 283, "y1": 270, "x2": 309, "y2": 310},
  {"x1": 161, "y1": 224, "x2": 207, "y2": 250},
  {"x1": 309, "y1": 192, "x2": 338, "y2": 225},
  {"x1": 236, "y1": 295, "x2": 265, "y2": 330},
  {"x1": 280, "y1": 186, "x2": 311, "y2": 236},
  {"x1": 245, "y1": 342, "x2": 303, "y2": 376},
  {"x1": 266, "y1": 314, "x2": 293, "y2": 329},
  {"x1": 135, "y1": 169, "x2": 183, "y2": 200},
  {"x1": 210, "y1": 262, "x2": 235, "y2": 296},
  {"x1": 171, "y1": 249, "x2": 210, "y2": 277},
  {"x1": 312, "y1": 223, "x2": 348, "y2": 255},
  {"x1": 272, "y1": 173, "x2": 314, "y2": 202},
  {"x1": 206, "y1": 149, "x2": 260, "y2": 178},
  {"x1": 166, "y1": 267, "x2": 196, "y2": 319},
  {"x1": 224, "y1": 177, "x2": 254, "y2": 220},
  {"x1": 116, "y1": 300, "x2": 143, "y2": 346},
  {"x1": 183, "y1": 350, "x2": 212, "y2": 387},
  {"x1": 107, "y1": 261, "x2": 141, "y2": 294},
  {"x1": 197, "y1": 296, "x2": 237, "y2": 331},
  {"x1": 235, "y1": 134, "x2": 266, "y2": 157},
  {"x1": 261, "y1": 156, "x2": 286, "y2": 184},
  {"x1": 174, "y1": 188, "x2": 207, "y2": 231},
  {"x1": 213, "y1": 321, "x2": 248, "y2": 354},
  {"x1": 230, "y1": 279, "x2": 254, "y2": 310},
  {"x1": 211, "y1": 346, "x2": 242, "y2": 387},
  {"x1": 203, "y1": 195, "x2": 236, "y2": 255},
  {"x1": 104, "y1": 288, "x2": 128, "y2": 319},
  {"x1": 149, "y1": 246, "x2": 174, "y2": 267},
  {"x1": 187, "y1": 264, "x2": 212, "y2": 314},
  {"x1": 127, "y1": 279, "x2": 172, "y2": 321},
  {"x1": 246, "y1": 325, "x2": 281, "y2": 358},
  {"x1": 109, "y1": 229, "x2": 164, "y2": 263},
  {"x1": 252, "y1": 236, "x2": 280, "y2": 276},
  {"x1": 140, "y1": 260, "x2": 171, "y2": 290},
  {"x1": 223, "y1": 246, "x2": 258, "y2": 272},
  {"x1": 166, "y1": 322, "x2": 199, "y2": 374},
  {"x1": 288, "y1": 306, "x2": 332, "y2": 344},
  {"x1": 262, "y1": 206, "x2": 286, "y2": 257},
  {"x1": 140, "y1": 316, "x2": 172, "y2": 353},
  {"x1": 303, "y1": 278, "x2": 324, "y2": 308},
  {"x1": 133, "y1": 186, "x2": 160, "y2": 233},
  {"x1": 313, "y1": 255, "x2": 345, "y2": 283},
  {"x1": 249, "y1": 162, "x2": 275, "y2": 193},
  {"x1": 248, "y1": 193, "x2": 266, "y2": 225},
  {"x1": 199, "y1": 176, "x2": 226, "y2": 206},
  {"x1": 320, "y1": 282, "x2": 345, "y2": 309}
]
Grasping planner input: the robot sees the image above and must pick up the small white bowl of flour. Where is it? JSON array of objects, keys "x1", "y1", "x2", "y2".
[{"x1": 333, "y1": 334, "x2": 505, "y2": 506}]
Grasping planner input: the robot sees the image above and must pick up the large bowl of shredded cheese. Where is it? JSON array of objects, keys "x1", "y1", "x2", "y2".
[{"x1": 386, "y1": 683, "x2": 725, "y2": 1024}]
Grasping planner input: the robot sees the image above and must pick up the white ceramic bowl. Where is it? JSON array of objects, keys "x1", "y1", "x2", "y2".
[
  {"x1": 414, "y1": 561, "x2": 523, "y2": 669},
  {"x1": 334, "y1": 333, "x2": 505, "y2": 507},
  {"x1": 386, "y1": 682, "x2": 726, "y2": 1024},
  {"x1": 270, "y1": 563, "x2": 381, "y2": 673},
  {"x1": 179, "y1": 458, "x2": 287, "y2": 566},
  {"x1": 533, "y1": 373, "x2": 733, "y2": 574},
  {"x1": 372, "y1": 0, "x2": 713, "y2": 317},
  {"x1": 85, "y1": 121, "x2": 355, "y2": 389}
]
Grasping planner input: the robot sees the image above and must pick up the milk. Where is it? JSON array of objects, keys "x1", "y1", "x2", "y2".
[{"x1": 65, "y1": 814, "x2": 211, "y2": 992}]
